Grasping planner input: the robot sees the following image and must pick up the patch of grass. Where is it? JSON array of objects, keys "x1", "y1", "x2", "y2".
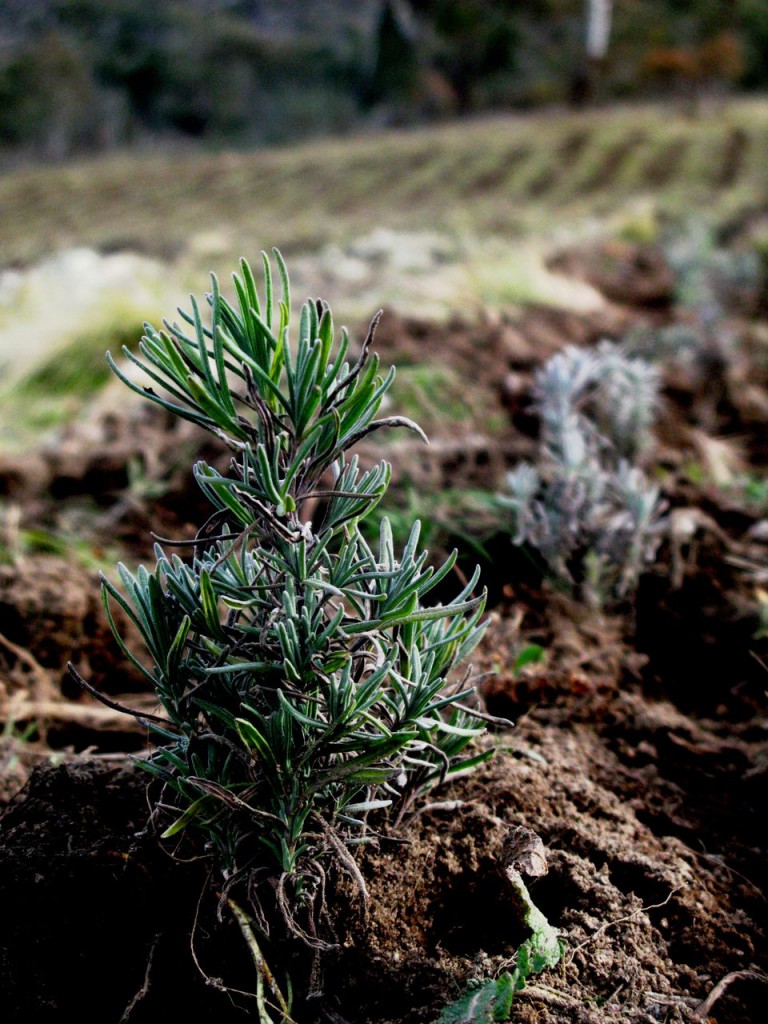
[
  {"x1": 1, "y1": 316, "x2": 144, "y2": 443},
  {"x1": 389, "y1": 364, "x2": 482, "y2": 434},
  {"x1": 464, "y1": 240, "x2": 604, "y2": 312},
  {"x1": 616, "y1": 202, "x2": 661, "y2": 245},
  {"x1": 18, "y1": 319, "x2": 140, "y2": 398},
  {"x1": 742, "y1": 475, "x2": 768, "y2": 510},
  {"x1": 363, "y1": 486, "x2": 500, "y2": 563},
  {"x1": 0, "y1": 515, "x2": 120, "y2": 573}
]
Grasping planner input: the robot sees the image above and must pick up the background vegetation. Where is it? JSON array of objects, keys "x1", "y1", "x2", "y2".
[{"x1": 1, "y1": 0, "x2": 767, "y2": 162}]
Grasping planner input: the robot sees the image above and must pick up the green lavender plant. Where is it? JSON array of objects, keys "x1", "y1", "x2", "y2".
[
  {"x1": 71, "y1": 250, "x2": 490, "y2": 1020},
  {"x1": 499, "y1": 343, "x2": 665, "y2": 607}
]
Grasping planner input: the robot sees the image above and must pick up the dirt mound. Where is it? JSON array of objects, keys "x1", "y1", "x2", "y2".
[
  {"x1": 547, "y1": 241, "x2": 676, "y2": 309},
  {"x1": 0, "y1": 669, "x2": 764, "y2": 1024},
  {"x1": 1, "y1": 280, "x2": 768, "y2": 1022}
]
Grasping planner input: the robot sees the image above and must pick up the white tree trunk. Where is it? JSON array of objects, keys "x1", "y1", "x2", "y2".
[{"x1": 586, "y1": 0, "x2": 612, "y2": 62}]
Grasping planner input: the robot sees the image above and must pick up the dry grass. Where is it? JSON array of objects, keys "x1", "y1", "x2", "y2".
[{"x1": 2, "y1": 99, "x2": 768, "y2": 271}]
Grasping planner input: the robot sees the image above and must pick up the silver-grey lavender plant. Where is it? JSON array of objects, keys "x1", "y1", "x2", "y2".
[{"x1": 500, "y1": 343, "x2": 665, "y2": 607}]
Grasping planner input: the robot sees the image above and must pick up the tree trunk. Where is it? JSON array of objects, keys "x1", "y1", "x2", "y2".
[
  {"x1": 572, "y1": 0, "x2": 613, "y2": 105},
  {"x1": 586, "y1": 0, "x2": 612, "y2": 63}
]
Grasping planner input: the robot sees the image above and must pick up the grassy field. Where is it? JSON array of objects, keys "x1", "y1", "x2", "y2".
[
  {"x1": 1, "y1": 99, "x2": 767, "y2": 272},
  {"x1": 1, "y1": 98, "x2": 767, "y2": 447}
]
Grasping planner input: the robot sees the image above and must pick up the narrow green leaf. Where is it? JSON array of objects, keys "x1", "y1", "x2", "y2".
[
  {"x1": 235, "y1": 717, "x2": 276, "y2": 765},
  {"x1": 416, "y1": 717, "x2": 484, "y2": 738},
  {"x1": 161, "y1": 796, "x2": 208, "y2": 839},
  {"x1": 277, "y1": 689, "x2": 326, "y2": 732},
  {"x1": 273, "y1": 247, "x2": 291, "y2": 321},
  {"x1": 199, "y1": 568, "x2": 223, "y2": 637},
  {"x1": 255, "y1": 444, "x2": 284, "y2": 506},
  {"x1": 165, "y1": 615, "x2": 191, "y2": 678},
  {"x1": 210, "y1": 274, "x2": 236, "y2": 417},
  {"x1": 446, "y1": 748, "x2": 495, "y2": 775},
  {"x1": 261, "y1": 250, "x2": 274, "y2": 334}
]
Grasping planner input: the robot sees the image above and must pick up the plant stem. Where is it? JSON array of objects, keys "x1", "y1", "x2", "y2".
[{"x1": 228, "y1": 898, "x2": 297, "y2": 1024}]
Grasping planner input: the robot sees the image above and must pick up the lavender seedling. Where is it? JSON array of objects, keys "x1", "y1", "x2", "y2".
[
  {"x1": 500, "y1": 343, "x2": 665, "y2": 607},
  {"x1": 71, "y1": 251, "x2": 490, "y2": 1021}
]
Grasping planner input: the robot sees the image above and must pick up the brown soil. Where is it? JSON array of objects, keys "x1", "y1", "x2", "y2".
[
  {"x1": 714, "y1": 128, "x2": 749, "y2": 190},
  {"x1": 642, "y1": 139, "x2": 691, "y2": 188},
  {"x1": 1, "y1": 240, "x2": 767, "y2": 1023},
  {"x1": 462, "y1": 145, "x2": 532, "y2": 194},
  {"x1": 547, "y1": 240, "x2": 676, "y2": 308},
  {"x1": 558, "y1": 130, "x2": 592, "y2": 164},
  {"x1": 579, "y1": 132, "x2": 647, "y2": 194}
]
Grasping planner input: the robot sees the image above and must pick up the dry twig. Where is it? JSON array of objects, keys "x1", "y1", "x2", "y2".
[
  {"x1": 695, "y1": 969, "x2": 768, "y2": 1016},
  {"x1": 566, "y1": 887, "x2": 681, "y2": 965}
]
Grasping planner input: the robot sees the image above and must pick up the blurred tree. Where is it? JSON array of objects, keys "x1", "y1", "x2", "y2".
[
  {"x1": 641, "y1": 31, "x2": 745, "y2": 111},
  {"x1": 412, "y1": 0, "x2": 522, "y2": 112},
  {"x1": 583, "y1": 0, "x2": 612, "y2": 101},
  {"x1": 738, "y1": 0, "x2": 768, "y2": 89},
  {"x1": 364, "y1": 0, "x2": 422, "y2": 114},
  {"x1": 56, "y1": 0, "x2": 186, "y2": 129},
  {"x1": 0, "y1": 29, "x2": 98, "y2": 158},
  {"x1": 569, "y1": 0, "x2": 612, "y2": 105},
  {"x1": 586, "y1": 0, "x2": 612, "y2": 62},
  {"x1": 0, "y1": 0, "x2": 766, "y2": 161}
]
